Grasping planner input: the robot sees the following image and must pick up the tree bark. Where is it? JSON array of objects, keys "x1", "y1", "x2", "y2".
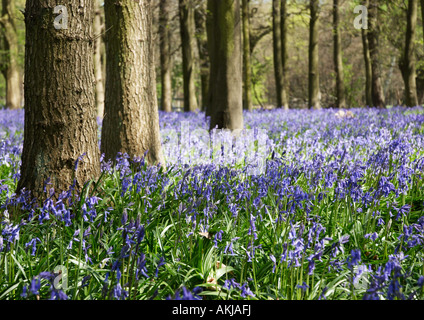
[
  {"x1": 0, "y1": 0, "x2": 21, "y2": 110},
  {"x1": 17, "y1": 0, "x2": 100, "y2": 200},
  {"x1": 159, "y1": 0, "x2": 172, "y2": 113},
  {"x1": 102, "y1": 0, "x2": 164, "y2": 166},
  {"x1": 333, "y1": 0, "x2": 346, "y2": 109},
  {"x1": 272, "y1": 0, "x2": 288, "y2": 110},
  {"x1": 194, "y1": 2, "x2": 209, "y2": 113},
  {"x1": 308, "y1": 0, "x2": 321, "y2": 109},
  {"x1": 361, "y1": 0, "x2": 373, "y2": 108},
  {"x1": 207, "y1": 0, "x2": 243, "y2": 131},
  {"x1": 242, "y1": 0, "x2": 253, "y2": 111},
  {"x1": 179, "y1": 0, "x2": 198, "y2": 112},
  {"x1": 280, "y1": 0, "x2": 289, "y2": 109},
  {"x1": 94, "y1": 1, "x2": 105, "y2": 118},
  {"x1": 403, "y1": 0, "x2": 418, "y2": 107},
  {"x1": 367, "y1": 0, "x2": 385, "y2": 108}
]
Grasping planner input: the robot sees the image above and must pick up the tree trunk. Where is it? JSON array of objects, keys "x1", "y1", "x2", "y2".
[
  {"x1": 17, "y1": 0, "x2": 100, "y2": 200},
  {"x1": 179, "y1": 0, "x2": 198, "y2": 112},
  {"x1": 361, "y1": 0, "x2": 372, "y2": 108},
  {"x1": 207, "y1": 0, "x2": 243, "y2": 131},
  {"x1": 273, "y1": 0, "x2": 288, "y2": 110},
  {"x1": 102, "y1": 0, "x2": 164, "y2": 166},
  {"x1": 0, "y1": 0, "x2": 21, "y2": 110},
  {"x1": 280, "y1": 0, "x2": 289, "y2": 109},
  {"x1": 242, "y1": 0, "x2": 253, "y2": 111},
  {"x1": 403, "y1": 0, "x2": 418, "y2": 107},
  {"x1": 309, "y1": 0, "x2": 321, "y2": 110},
  {"x1": 333, "y1": 0, "x2": 346, "y2": 109},
  {"x1": 94, "y1": 1, "x2": 105, "y2": 118},
  {"x1": 367, "y1": 0, "x2": 385, "y2": 108},
  {"x1": 194, "y1": 3, "x2": 209, "y2": 113},
  {"x1": 159, "y1": 0, "x2": 172, "y2": 113}
]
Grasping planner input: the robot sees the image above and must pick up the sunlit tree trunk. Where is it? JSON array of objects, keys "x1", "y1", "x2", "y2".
[
  {"x1": 159, "y1": 0, "x2": 172, "y2": 112},
  {"x1": 102, "y1": 0, "x2": 164, "y2": 165},
  {"x1": 333, "y1": 0, "x2": 346, "y2": 109},
  {"x1": 207, "y1": 0, "x2": 243, "y2": 131},
  {"x1": 179, "y1": 0, "x2": 198, "y2": 112},
  {"x1": 308, "y1": 0, "x2": 321, "y2": 109},
  {"x1": 17, "y1": 0, "x2": 100, "y2": 200},
  {"x1": 94, "y1": 1, "x2": 104, "y2": 118}
]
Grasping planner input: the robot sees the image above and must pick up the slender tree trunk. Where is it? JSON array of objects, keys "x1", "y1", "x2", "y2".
[
  {"x1": 179, "y1": 0, "x2": 198, "y2": 112},
  {"x1": 17, "y1": 0, "x2": 100, "y2": 200},
  {"x1": 207, "y1": 0, "x2": 243, "y2": 131},
  {"x1": 102, "y1": 0, "x2": 164, "y2": 165},
  {"x1": 280, "y1": 0, "x2": 289, "y2": 109},
  {"x1": 195, "y1": 3, "x2": 209, "y2": 113},
  {"x1": 333, "y1": 0, "x2": 346, "y2": 109},
  {"x1": 94, "y1": 2, "x2": 105, "y2": 118},
  {"x1": 0, "y1": 0, "x2": 21, "y2": 110},
  {"x1": 361, "y1": 0, "x2": 372, "y2": 108},
  {"x1": 308, "y1": 0, "x2": 321, "y2": 109},
  {"x1": 367, "y1": 0, "x2": 385, "y2": 108},
  {"x1": 403, "y1": 0, "x2": 418, "y2": 107},
  {"x1": 272, "y1": 0, "x2": 287, "y2": 109},
  {"x1": 159, "y1": 0, "x2": 172, "y2": 113},
  {"x1": 242, "y1": 0, "x2": 253, "y2": 111}
]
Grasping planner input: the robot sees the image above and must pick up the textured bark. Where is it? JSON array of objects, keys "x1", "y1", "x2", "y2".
[
  {"x1": 333, "y1": 0, "x2": 346, "y2": 109},
  {"x1": 179, "y1": 0, "x2": 198, "y2": 112},
  {"x1": 0, "y1": 0, "x2": 21, "y2": 110},
  {"x1": 280, "y1": 0, "x2": 289, "y2": 109},
  {"x1": 362, "y1": 24, "x2": 373, "y2": 107},
  {"x1": 403, "y1": 0, "x2": 418, "y2": 107},
  {"x1": 367, "y1": 0, "x2": 385, "y2": 108},
  {"x1": 272, "y1": 0, "x2": 288, "y2": 110},
  {"x1": 94, "y1": 2, "x2": 105, "y2": 117},
  {"x1": 207, "y1": 0, "x2": 243, "y2": 131},
  {"x1": 102, "y1": 0, "x2": 164, "y2": 166},
  {"x1": 308, "y1": 0, "x2": 321, "y2": 109},
  {"x1": 195, "y1": 3, "x2": 209, "y2": 112},
  {"x1": 242, "y1": 0, "x2": 253, "y2": 111},
  {"x1": 159, "y1": 0, "x2": 172, "y2": 113},
  {"x1": 17, "y1": 0, "x2": 100, "y2": 200}
]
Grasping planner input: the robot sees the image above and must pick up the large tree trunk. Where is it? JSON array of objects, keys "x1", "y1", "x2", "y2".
[
  {"x1": 102, "y1": 0, "x2": 164, "y2": 165},
  {"x1": 94, "y1": 1, "x2": 105, "y2": 118},
  {"x1": 17, "y1": 0, "x2": 100, "y2": 200},
  {"x1": 159, "y1": 0, "x2": 172, "y2": 113},
  {"x1": 403, "y1": 0, "x2": 418, "y2": 107},
  {"x1": 308, "y1": 0, "x2": 320, "y2": 110},
  {"x1": 179, "y1": 0, "x2": 198, "y2": 112},
  {"x1": 194, "y1": 3, "x2": 209, "y2": 113},
  {"x1": 242, "y1": 0, "x2": 253, "y2": 111},
  {"x1": 367, "y1": 0, "x2": 385, "y2": 108},
  {"x1": 272, "y1": 0, "x2": 288, "y2": 110},
  {"x1": 0, "y1": 0, "x2": 21, "y2": 110},
  {"x1": 280, "y1": 0, "x2": 289, "y2": 109},
  {"x1": 333, "y1": 0, "x2": 346, "y2": 109},
  {"x1": 207, "y1": 0, "x2": 243, "y2": 131}
]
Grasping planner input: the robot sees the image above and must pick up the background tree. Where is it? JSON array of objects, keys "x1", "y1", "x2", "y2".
[
  {"x1": 159, "y1": 0, "x2": 173, "y2": 112},
  {"x1": 102, "y1": 0, "x2": 164, "y2": 165},
  {"x1": 367, "y1": 0, "x2": 385, "y2": 108},
  {"x1": 17, "y1": 0, "x2": 100, "y2": 200},
  {"x1": 361, "y1": 0, "x2": 373, "y2": 107},
  {"x1": 403, "y1": 0, "x2": 418, "y2": 107},
  {"x1": 242, "y1": 0, "x2": 253, "y2": 111},
  {"x1": 333, "y1": 0, "x2": 346, "y2": 108},
  {"x1": 207, "y1": 0, "x2": 243, "y2": 131},
  {"x1": 0, "y1": 0, "x2": 21, "y2": 109},
  {"x1": 179, "y1": 0, "x2": 198, "y2": 112},
  {"x1": 308, "y1": 0, "x2": 320, "y2": 109}
]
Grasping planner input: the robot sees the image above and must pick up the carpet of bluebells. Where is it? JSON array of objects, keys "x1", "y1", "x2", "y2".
[{"x1": 1, "y1": 107, "x2": 424, "y2": 300}]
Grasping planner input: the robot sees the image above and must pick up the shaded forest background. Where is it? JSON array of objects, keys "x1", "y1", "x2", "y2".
[{"x1": 1, "y1": 0, "x2": 424, "y2": 110}]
